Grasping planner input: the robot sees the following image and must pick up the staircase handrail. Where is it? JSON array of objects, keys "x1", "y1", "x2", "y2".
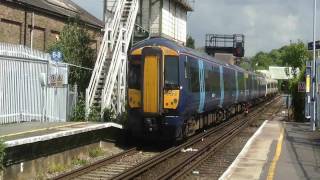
[
  {"x1": 101, "y1": 0, "x2": 139, "y2": 111},
  {"x1": 86, "y1": 0, "x2": 125, "y2": 110},
  {"x1": 101, "y1": 28, "x2": 125, "y2": 110}
]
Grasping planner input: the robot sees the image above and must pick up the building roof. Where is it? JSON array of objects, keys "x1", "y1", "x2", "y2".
[
  {"x1": 174, "y1": 0, "x2": 193, "y2": 11},
  {"x1": 4, "y1": 0, "x2": 104, "y2": 29}
]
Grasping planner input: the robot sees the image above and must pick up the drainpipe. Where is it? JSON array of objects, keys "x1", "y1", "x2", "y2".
[{"x1": 31, "y1": 12, "x2": 35, "y2": 49}]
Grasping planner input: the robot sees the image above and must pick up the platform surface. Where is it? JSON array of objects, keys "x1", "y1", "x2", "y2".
[
  {"x1": 0, "y1": 121, "x2": 122, "y2": 147},
  {"x1": 220, "y1": 111, "x2": 320, "y2": 180}
]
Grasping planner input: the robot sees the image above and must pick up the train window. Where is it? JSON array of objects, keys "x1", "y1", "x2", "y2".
[
  {"x1": 205, "y1": 65, "x2": 210, "y2": 92},
  {"x1": 238, "y1": 72, "x2": 245, "y2": 91},
  {"x1": 164, "y1": 56, "x2": 179, "y2": 88},
  {"x1": 128, "y1": 55, "x2": 141, "y2": 89},
  {"x1": 224, "y1": 68, "x2": 235, "y2": 94},
  {"x1": 207, "y1": 66, "x2": 220, "y2": 93},
  {"x1": 184, "y1": 57, "x2": 189, "y2": 79},
  {"x1": 189, "y1": 58, "x2": 199, "y2": 92}
]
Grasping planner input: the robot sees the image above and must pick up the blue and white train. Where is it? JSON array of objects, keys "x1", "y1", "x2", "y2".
[{"x1": 126, "y1": 38, "x2": 278, "y2": 141}]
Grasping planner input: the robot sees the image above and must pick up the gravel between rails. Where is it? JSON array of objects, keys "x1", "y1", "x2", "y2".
[
  {"x1": 123, "y1": 97, "x2": 281, "y2": 180},
  {"x1": 74, "y1": 151, "x2": 158, "y2": 180},
  {"x1": 178, "y1": 97, "x2": 284, "y2": 180}
]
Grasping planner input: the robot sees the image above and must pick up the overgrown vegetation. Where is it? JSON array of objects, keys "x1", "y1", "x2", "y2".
[
  {"x1": 70, "y1": 99, "x2": 86, "y2": 121},
  {"x1": 0, "y1": 138, "x2": 5, "y2": 170},
  {"x1": 87, "y1": 106, "x2": 101, "y2": 122},
  {"x1": 240, "y1": 40, "x2": 310, "y2": 71},
  {"x1": 289, "y1": 68, "x2": 306, "y2": 121},
  {"x1": 49, "y1": 17, "x2": 95, "y2": 95},
  {"x1": 71, "y1": 158, "x2": 87, "y2": 166},
  {"x1": 47, "y1": 163, "x2": 66, "y2": 174},
  {"x1": 102, "y1": 108, "x2": 115, "y2": 122},
  {"x1": 242, "y1": 40, "x2": 310, "y2": 121},
  {"x1": 88, "y1": 147, "x2": 104, "y2": 158}
]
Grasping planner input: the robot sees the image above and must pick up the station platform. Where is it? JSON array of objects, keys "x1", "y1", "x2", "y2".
[
  {"x1": 220, "y1": 112, "x2": 320, "y2": 179},
  {"x1": 0, "y1": 121, "x2": 122, "y2": 165},
  {"x1": 0, "y1": 121, "x2": 122, "y2": 147}
]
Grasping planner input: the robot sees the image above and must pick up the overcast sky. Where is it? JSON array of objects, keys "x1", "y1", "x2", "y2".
[{"x1": 72, "y1": 0, "x2": 317, "y2": 56}]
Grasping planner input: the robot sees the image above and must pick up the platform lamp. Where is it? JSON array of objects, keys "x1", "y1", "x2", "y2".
[{"x1": 312, "y1": 0, "x2": 317, "y2": 131}]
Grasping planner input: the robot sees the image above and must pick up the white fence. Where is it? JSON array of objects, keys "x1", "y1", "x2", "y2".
[{"x1": 0, "y1": 43, "x2": 76, "y2": 124}]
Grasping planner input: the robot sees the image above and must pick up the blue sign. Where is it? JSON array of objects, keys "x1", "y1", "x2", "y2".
[{"x1": 51, "y1": 51, "x2": 63, "y2": 62}]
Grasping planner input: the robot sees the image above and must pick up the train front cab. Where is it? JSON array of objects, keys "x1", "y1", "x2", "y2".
[{"x1": 127, "y1": 46, "x2": 183, "y2": 140}]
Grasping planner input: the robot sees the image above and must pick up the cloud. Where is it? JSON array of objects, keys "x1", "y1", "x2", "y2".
[
  {"x1": 72, "y1": 0, "x2": 316, "y2": 56},
  {"x1": 188, "y1": 0, "x2": 316, "y2": 56}
]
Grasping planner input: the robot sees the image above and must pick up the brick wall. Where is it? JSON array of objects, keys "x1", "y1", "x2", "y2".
[{"x1": 0, "y1": 3, "x2": 101, "y2": 53}]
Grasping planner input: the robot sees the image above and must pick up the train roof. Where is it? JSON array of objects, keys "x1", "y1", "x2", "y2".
[{"x1": 131, "y1": 37, "x2": 262, "y2": 76}]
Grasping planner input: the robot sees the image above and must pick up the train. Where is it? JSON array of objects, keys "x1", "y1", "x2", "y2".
[{"x1": 126, "y1": 37, "x2": 278, "y2": 141}]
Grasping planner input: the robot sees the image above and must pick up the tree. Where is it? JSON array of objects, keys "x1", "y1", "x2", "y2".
[
  {"x1": 247, "y1": 40, "x2": 310, "y2": 121},
  {"x1": 49, "y1": 17, "x2": 96, "y2": 95},
  {"x1": 251, "y1": 51, "x2": 273, "y2": 70},
  {"x1": 186, "y1": 36, "x2": 195, "y2": 49},
  {"x1": 281, "y1": 41, "x2": 310, "y2": 70}
]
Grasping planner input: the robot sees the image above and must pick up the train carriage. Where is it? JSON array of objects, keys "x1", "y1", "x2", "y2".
[{"x1": 127, "y1": 37, "x2": 277, "y2": 141}]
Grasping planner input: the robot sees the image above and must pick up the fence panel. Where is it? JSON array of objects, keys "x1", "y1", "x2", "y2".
[{"x1": 0, "y1": 43, "x2": 73, "y2": 124}]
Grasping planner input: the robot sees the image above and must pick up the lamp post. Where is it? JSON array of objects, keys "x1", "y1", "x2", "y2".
[{"x1": 312, "y1": 0, "x2": 317, "y2": 131}]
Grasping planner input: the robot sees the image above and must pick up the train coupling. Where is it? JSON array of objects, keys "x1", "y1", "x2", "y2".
[{"x1": 144, "y1": 118, "x2": 159, "y2": 132}]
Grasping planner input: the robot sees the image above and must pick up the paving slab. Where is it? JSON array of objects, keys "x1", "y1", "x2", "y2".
[{"x1": 220, "y1": 111, "x2": 320, "y2": 180}]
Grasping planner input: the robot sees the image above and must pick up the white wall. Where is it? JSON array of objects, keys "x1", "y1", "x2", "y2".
[{"x1": 161, "y1": 0, "x2": 187, "y2": 44}]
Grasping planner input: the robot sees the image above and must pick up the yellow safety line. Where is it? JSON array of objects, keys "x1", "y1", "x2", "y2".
[
  {"x1": 267, "y1": 127, "x2": 284, "y2": 180},
  {"x1": 0, "y1": 122, "x2": 87, "y2": 139}
]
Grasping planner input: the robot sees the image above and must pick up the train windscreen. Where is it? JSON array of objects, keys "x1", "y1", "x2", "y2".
[
  {"x1": 128, "y1": 55, "x2": 141, "y2": 89},
  {"x1": 164, "y1": 56, "x2": 179, "y2": 89}
]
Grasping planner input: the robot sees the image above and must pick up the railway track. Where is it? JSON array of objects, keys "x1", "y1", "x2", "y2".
[
  {"x1": 52, "y1": 96, "x2": 280, "y2": 180},
  {"x1": 113, "y1": 96, "x2": 281, "y2": 180},
  {"x1": 174, "y1": 97, "x2": 284, "y2": 180},
  {"x1": 52, "y1": 148, "x2": 158, "y2": 180}
]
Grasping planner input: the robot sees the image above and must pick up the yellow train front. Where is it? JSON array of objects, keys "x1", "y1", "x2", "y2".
[
  {"x1": 127, "y1": 38, "x2": 183, "y2": 141},
  {"x1": 126, "y1": 38, "x2": 276, "y2": 141}
]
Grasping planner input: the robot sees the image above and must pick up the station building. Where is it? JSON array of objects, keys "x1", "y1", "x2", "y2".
[{"x1": 0, "y1": 0, "x2": 103, "y2": 52}]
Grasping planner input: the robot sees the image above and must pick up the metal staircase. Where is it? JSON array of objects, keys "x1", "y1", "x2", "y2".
[{"x1": 86, "y1": 0, "x2": 138, "y2": 116}]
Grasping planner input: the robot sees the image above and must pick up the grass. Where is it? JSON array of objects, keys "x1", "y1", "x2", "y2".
[
  {"x1": 47, "y1": 163, "x2": 66, "y2": 174},
  {"x1": 88, "y1": 147, "x2": 104, "y2": 158},
  {"x1": 71, "y1": 158, "x2": 87, "y2": 166},
  {"x1": 0, "y1": 138, "x2": 6, "y2": 170}
]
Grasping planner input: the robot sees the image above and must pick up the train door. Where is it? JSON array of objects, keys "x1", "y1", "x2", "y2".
[
  {"x1": 235, "y1": 71, "x2": 239, "y2": 103},
  {"x1": 142, "y1": 47, "x2": 163, "y2": 114},
  {"x1": 219, "y1": 66, "x2": 224, "y2": 107}
]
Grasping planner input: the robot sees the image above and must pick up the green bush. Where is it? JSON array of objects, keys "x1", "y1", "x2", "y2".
[
  {"x1": 70, "y1": 99, "x2": 86, "y2": 122},
  {"x1": 289, "y1": 68, "x2": 305, "y2": 122},
  {"x1": 118, "y1": 111, "x2": 128, "y2": 126},
  {"x1": 0, "y1": 138, "x2": 5, "y2": 170},
  {"x1": 102, "y1": 108, "x2": 115, "y2": 122},
  {"x1": 88, "y1": 106, "x2": 101, "y2": 122}
]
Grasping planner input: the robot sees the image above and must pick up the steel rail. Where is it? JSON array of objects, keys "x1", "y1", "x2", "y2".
[
  {"x1": 169, "y1": 97, "x2": 282, "y2": 180},
  {"x1": 112, "y1": 114, "x2": 242, "y2": 180},
  {"x1": 51, "y1": 147, "x2": 137, "y2": 180},
  {"x1": 113, "y1": 96, "x2": 280, "y2": 180}
]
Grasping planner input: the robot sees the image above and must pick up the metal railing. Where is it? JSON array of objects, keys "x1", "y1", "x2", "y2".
[
  {"x1": 86, "y1": 0, "x2": 138, "y2": 115},
  {"x1": 86, "y1": 0, "x2": 125, "y2": 111}
]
